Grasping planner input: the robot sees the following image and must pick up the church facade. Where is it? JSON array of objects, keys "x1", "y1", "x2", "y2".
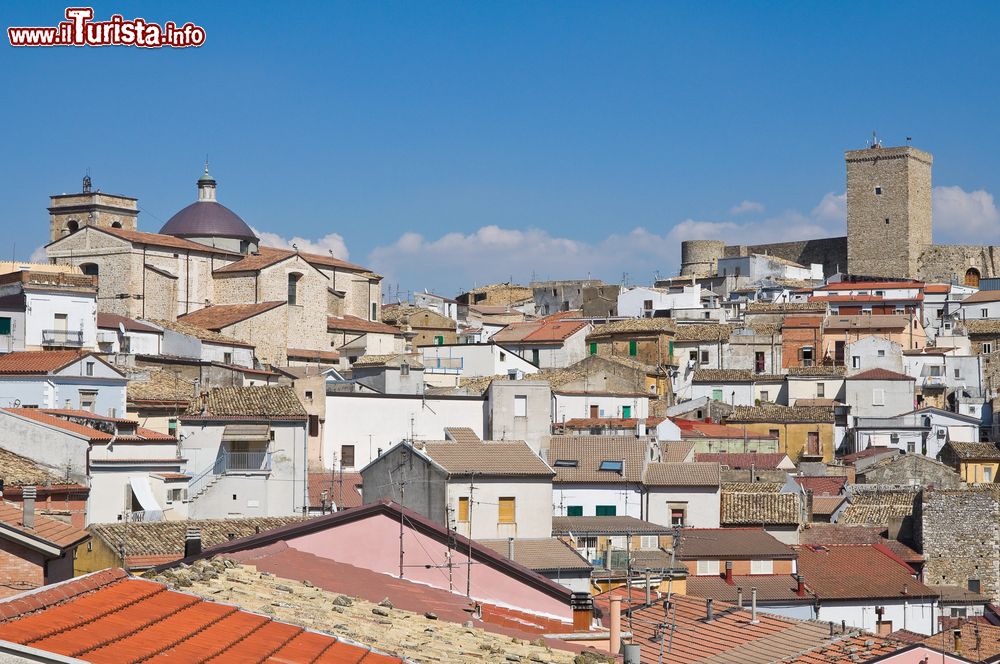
[{"x1": 45, "y1": 169, "x2": 382, "y2": 366}]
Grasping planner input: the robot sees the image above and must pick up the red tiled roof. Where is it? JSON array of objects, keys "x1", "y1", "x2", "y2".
[
  {"x1": 923, "y1": 284, "x2": 952, "y2": 294},
  {"x1": 0, "y1": 569, "x2": 404, "y2": 662},
  {"x1": 794, "y1": 475, "x2": 847, "y2": 496},
  {"x1": 686, "y1": 574, "x2": 813, "y2": 604},
  {"x1": 95, "y1": 313, "x2": 161, "y2": 334},
  {"x1": 795, "y1": 544, "x2": 937, "y2": 600},
  {"x1": 838, "y1": 446, "x2": 899, "y2": 464},
  {"x1": 562, "y1": 416, "x2": 664, "y2": 429},
  {"x1": 0, "y1": 350, "x2": 85, "y2": 375},
  {"x1": 817, "y1": 281, "x2": 924, "y2": 291},
  {"x1": 696, "y1": 452, "x2": 788, "y2": 469},
  {"x1": 85, "y1": 226, "x2": 243, "y2": 256},
  {"x1": 286, "y1": 348, "x2": 340, "y2": 362},
  {"x1": 3, "y1": 408, "x2": 113, "y2": 441},
  {"x1": 493, "y1": 319, "x2": 590, "y2": 346},
  {"x1": 327, "y1": 315, "x2": 402, "y2": 335},
  {"x1": 308, "y1": 471, "x2": 362, "y2": 509},
  {"x1": 0, "y1": 502, "x2": 89, "y2": 550},
  {"x1": 178, "y1": 301, "x2": 285, "y2": 330},
  {"x1": 39, "y1": 408, "x2": 133, "y2": 424},
  {"x1": 212, "y1": 245, "x2": 370, "y2": 275},
  {"x1": 627, "y1": 593, "x2": 833, "y2": 663},
  {"x1": 848, "y1": 368, "x2": 915, "y2": 381},
  {"x1": 780, "y1": 633, "x2": 907, "y2": 663},
  {"x1": 799, "y1": 525, "x2": 924, "y2": 564},
  {"x1": 674, "y1": 418, "x2": 778, "y2": 440}
]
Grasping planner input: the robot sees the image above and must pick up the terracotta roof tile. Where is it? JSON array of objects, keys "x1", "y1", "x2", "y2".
[
  {"x1": 675, "y1": 419, "x2": 779, "y2": 441},
  {"x1": 643, "y1": 461, "x2": 721, "y2": 487},
  {"x1": 127, "y1": 368, "x2": 196, "y2": 404},
  {"x1": 285, "y1": 347, "x2": 340, "y2": 362},
  {"x1": 796, "y1": 544, "x2": 937, "y2": 600},
  {"x1": 848, "y1": 368, "x2": 914, "y2": 381},
  {"x1": 673, "y1": 323, "x2": 734, "y2": 342},
  {"x1": 693, "y1": 369, "x2": 784, "y2": 382},
  {"x1": 477, "y1": 538, "x2": 592, "y2": 573},
  {"x1": 351, "y1": 352, "x2": 424, "y2": 368},
  {"x1": 546, "y1": 436, "x2": 651, "y2": 483},
  {"x1": 551, "y1": 516, "x2": 673, "y2": 536},
  {"x1": 697, "y1": 452, "x2": 789, "y2": 470},
  {"x1": 966, "y1": 319, "x2": 1000, "y2": 335},
  {"x1": 0, "y1": 350, "x2": 86, "y2": 375},
  {"x1": 0, "y1": 502, "x2": 88, "y2": 549},
  {"x1": 0, "y1": 448, "x2": 76, "y2": 487},
  {"x1": 212, "y1": 245, "x2": 369, "y2": 274},
  {"x1": 919, "y1": 619, "x2": 1000, "y2": 660},
  {"x1": 184, "y1": 385, "x2": 306, "y2": 419},
  {"x1": 721, "y1": 492, "x2": 802, "y2": 526},
  {"x1": 686, "y1": 574, "x2": 812, "y2": 603},
  {"x1": 722, "y1": 482, "x2": 783, "y2": 493},
  {"x1": 422, "y1": 440, "x2": 553, "y2": 477},
  {"x1": 2, "y1": 408, "x2": 113, "y2": 441},
  {"x1": 838, "y1": 487, "x2": 919, "y2": 526},
  {"x1": 176, "y1": 301, "x2": 285, "y2": 330},
  {"x1": 746, "y1": 301, "x2": 828, "y2": 313},
  {"x1": 779, "y1": 633, "x2": 907, "y2": 663},
  {"x1": 492, "y1": 319, "x2": 589, "y2": 345},
  {"x1": 795, "y1": 476, "x2": 847, "y2": 496},
  {"x1": 148, "y1": 318, "x2": 254, "y2": 347},
  {"x1": 824, "y1": 314, "x2": 912, "y2": 330},
  {"x1": 95, "y1": 226, "x2": 243, "y2": 255},
  {"x1": 307, "y1": 471, "x2": 362, "y2": 509},
  {"x1": 327, "y1": 314, "x2": 402, "y2": 335},
  {"x1": 443, "y1": 427, "x2": 481, "y2": 443},
  {"x1": 95, "y1": 313, "x2": 161, "y2": 334},
  {"x1": 727, "y1": 404, "x2": 835, "y2": 424},
  {"x1": 660, "y1": 441, "x2": 697, "y2": 463},
  {"x1": 810, "y1": 495, "x2": 847, "y2": 517},
  {"x1": 588, "y1": 318, "x2": 677, "y2": 337},
  {"x1": 944, "y1": 440, "x2": 1000, "y2": 460},
  {"x1": 676, "y1": 528, "x2": 795, "y2": 560},
  {"x1": 0, "y1": 572, "x2": 403, "y2": 662}
]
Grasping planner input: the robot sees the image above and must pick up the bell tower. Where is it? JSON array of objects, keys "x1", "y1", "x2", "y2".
[
  {"x1": 48, "y1": 175, "x2": 139, "y2": 243},
  {"x1": 845, "y1": 137, "x2": 933, "y2": 278}
]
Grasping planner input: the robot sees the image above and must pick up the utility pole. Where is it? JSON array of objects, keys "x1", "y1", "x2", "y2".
[
  {"x1": 398, "y1": 482, "x2": 405, "y2": 579},
  {"x1": 466, "y1": 472, "x2": 476, "y2": 598}
]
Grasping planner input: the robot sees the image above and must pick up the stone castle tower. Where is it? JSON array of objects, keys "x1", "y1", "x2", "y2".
[
  {"x1": 846, "y1": 143, "x2": 933, "y2": 278},
  {"x1": 48, "y1": 175, "x2": 138, "y2": 243}
]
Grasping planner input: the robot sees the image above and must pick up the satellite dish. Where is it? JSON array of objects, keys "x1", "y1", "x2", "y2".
[
  {"x1": 12, "y1": 399, "x2": 20, "y2": 407},
  {"x1": 118, "y1": 322, "x2": 126, "y2": 335}
]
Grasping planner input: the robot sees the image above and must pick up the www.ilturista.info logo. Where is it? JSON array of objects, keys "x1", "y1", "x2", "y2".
[{"x1": 8, "y1": 7, "x2": 205, "y2": 48}]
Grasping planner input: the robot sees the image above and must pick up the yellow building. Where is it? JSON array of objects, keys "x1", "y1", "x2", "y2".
[
  {"x1": 725, "y1": 404, "x2": 836, "y2": 463},
  {"x1": 939, "y1": 441, "x2": 1000, "y2": 484}
]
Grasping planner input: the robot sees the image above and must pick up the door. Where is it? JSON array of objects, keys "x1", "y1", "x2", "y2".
[
  {"x1": 755, "y1": 351, "x2": 765, "y2": 373},
  {"x1": 589, "y1": 404, "x2": 599, "y2": 418},
  {"x1": 622, "y1": 405, "x2": 632, "y2": 418},
  {"x1": 834, "y1": 341, "x2": 845, "y2": 366},
  {"x1": 806, "y1": 431, "x2": 820, "y2": 456}
]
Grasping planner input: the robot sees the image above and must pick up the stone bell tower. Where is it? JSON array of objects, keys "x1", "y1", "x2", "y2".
[
  {"x1": 48, "y1": 175, "x2": 139, "y2": 243},
  {"x1": 845, "y1": 138, "x2": 933, "y2": 279}
]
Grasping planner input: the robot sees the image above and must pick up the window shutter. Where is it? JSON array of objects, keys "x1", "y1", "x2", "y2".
[
  {"x1": 458, "y1": 497, "x2": 470, "y2": 522},
  {"x1": 498, "y1": 497, "x2": 516, "y2": 523}
]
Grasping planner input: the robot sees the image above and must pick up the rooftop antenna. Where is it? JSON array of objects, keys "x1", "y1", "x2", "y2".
[
  {"x1": 869, "y1": 131, "x2": 882, "y2": 148},
  {"x1": 906, "y1": 136, "x2": 912, "y2": 144}
]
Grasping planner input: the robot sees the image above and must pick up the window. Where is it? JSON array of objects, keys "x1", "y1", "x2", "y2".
[
  {"x1": 223, "y1": 352, "x2": 233, "y2": 365},
  {"x1": 877, "y1": 349, "x2": 886, "y2": 358},
  {"x1": 760, "y1": 390, "x2": 769, "y2": 402},
  {"x1": 308, "y1": 415, "x2": 319, "y2": 437},
  {"x1": 578, "y1": 536, "x2": 598, "y2": 550},
  {"x1": 400, "y1": 362, "x2": 410, "y2": 376},
  {"x1": 907, "y1": 440, "x2": 916, "y2": 454},
  {"x1": 531, "y1": 349, "x2": 540, "y2": 364},
  {"x1": 643, "y1": 299, "x2": 653, "y2": 311},
  {"x1": 589, "y1": 342, "x2": 597, "y2": 356},
  {"x1": 873, "y1": 388, "x2": 885, "y2": 406},
  {"x1": 985, "y1": 342, "x2": 994, "y2": 354},
  {"x1": 287, "y1": 273, "x2": 301, "y2": 305},
  {"x1": 712, "y1": 389, "x2": 723, "y2": 402},
  {"x1": 700, "y1": 350, "x2": 710, "y2": 364},
  {"x1": 750, "y1": 560, "x2": 773, "y2": 574},
  {"x1": 622, "y1": 405, "x2": 632, "y2": 418},
  {"x1": 79, "y1": 390, "x2": 97, "y2": 412},
  {"x1": 670, "y1": 507, "x2": 685, "y2": 527},
  {"x1": 755, "y1": 351, "x2": 765, "y2": 373},
  {"x1": 639, "y1": 535, "x2": 659, "y2": 550},
  {"x1": 595, "y1": 505, "x2": 617, "y2": 516},
  {"x1": 304, "y1": 390, "x2": 313, "y2": 401},
  {"x1": 80, "y1": 263, "x2": 99, "y2": 276},
  {"x1": 890, "y1": 434, "x2": 899, "y2": 446},
  {"x1": 340, "y1": 445, "x2": 355, "y2": 467},
  {"x1": 85, "y1": 362, "x2": 95, "y2": 377},
  {"x1": 457, "y1": 497, "x2": 470, "y2": 522},
  {"x1": 554, "y1": 459, "x2": 578, "y2": 467},
  {"x1": 885, "y1": 217, "x2": 890, "y2": 225},
  {"x1": 514, "y1": 394, "x2": 527, "y2": 417},
  {"x1": 167, "y1": 488, "x2": 187, "y2": 503},
  {"x1": 689, "y1": 350, "x2": 698, "y2": 362},
  {"x1": 435, "y1": 335, "x2": 445, "y2": 345},
  {"x1": 816, "y1": 382, "x2": 825, "y2": 398},
  {"x1": 629, "y1": 340, "x2": 637, "y2": 357},
  {"x1": 0, "y1": 318, "x2": 10, "y2": 336},
  {"x1": 801, "y1": 346, "x2": 814, "y2": 366},
  {"x1": 769, "y1": 429, "x2": 780, "y2": 439},
  {"x1": 875, "y1": 186, "x2": 882, "y2": 195},
  {"x1": 985, "y1": 467, "x2": 993, "y2": 483},
  {"x1": 955, "y1": 368, "x2": 962, "y2": 379},
  {"x1": 566, "y1": 505, "x2": 583, "y2": 517},
  {"x1": 984, "y1": 308, "x2": 990, "y2": 319},
  {"x1": 609, "y1": 536, "x2": 627, "y2": 549},
  {"x1": 696, "y1": 560, "x2": 720, "y2": 576},
  {"x1": 371, "y1": 302, "x2": 377, "y2": 321},
  {"x1": 929, "y1": 365, "x2": 942, "y2": 376},
  {"x1": 599, "y1": 460, "x2": 624, "y2": 473},
  {"x1": 498, "y1": 497, "x2": 516, "y2": 523},
  {"x1": 500, "y1": 351, "x2": 506, "y2": 361}
]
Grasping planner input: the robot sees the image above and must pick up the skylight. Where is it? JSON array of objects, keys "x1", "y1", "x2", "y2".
[
  {"x1": 599, "y1": 460, "x2": 624, "y2": 473},
  {"x1": 554, "y1": 459, "x2": 578, "y2": 467}
]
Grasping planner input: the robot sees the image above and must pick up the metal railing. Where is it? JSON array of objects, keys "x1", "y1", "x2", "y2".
[
  {"x1": 223, "y1": 449, "x2": 271, "y2": 472},
  {"x1": 41, "y1": 329, "x2": 84, "y2": 347},
  {"x1": 421, "y1": 356, "x2": 464, "y2": 374},
  {"x1": 125, "y1": 509, "x2": 164, "y2": 522}
]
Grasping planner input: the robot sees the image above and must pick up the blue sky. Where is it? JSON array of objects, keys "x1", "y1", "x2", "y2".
[{"x1": 4, "y1": 2, "x2": 1000, "y2": 297}]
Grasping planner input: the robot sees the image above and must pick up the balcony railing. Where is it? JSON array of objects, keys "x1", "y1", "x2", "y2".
[
  {"x1": 922, "y1": 376, "x2": 947, "y2": 389},
  {"x1": 421, "y1": 356, "x2": 464, "y2": 374},
  {"x1": 41, "y1": 329, "x2": 84, "y2": 347},
  {"x1": 217, "y1": 449, "x2": 272, "y2": 473}
]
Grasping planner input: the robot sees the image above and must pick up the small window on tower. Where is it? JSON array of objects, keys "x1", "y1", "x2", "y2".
[
  {"x1": 875, "y1": 186, "x2": 882, "y2": 195},
  {"x1": 885, "y1": 218, "x2": 890, "y2": 225}
]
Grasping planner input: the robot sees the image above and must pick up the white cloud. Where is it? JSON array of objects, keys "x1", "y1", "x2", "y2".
[
  {"x1": 367, "y1": 192, "x2": 847, "y2": 294},
  {"x1": 729, "y1": 200, "x2": 764, "y2": 215},
  {"x1": 252, "y1": 227, "x2": 350, "y2": 260},
  {"x1": 933, "y1": 185, "x2": 1000, "y2": 240},
  {"x1": 811, "y1": 192, "x2": 847, "y2": 223}
]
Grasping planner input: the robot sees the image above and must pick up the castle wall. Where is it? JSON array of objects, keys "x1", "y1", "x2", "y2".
[
  {"x1": 918, "y1": 245, "x2": 1000, "y2": 282},
  {"x1": 723, "y1": 237, "x2": 847, "y2": 277}
]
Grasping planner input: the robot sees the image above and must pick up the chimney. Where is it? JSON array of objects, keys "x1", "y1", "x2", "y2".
[
  {"x1": 184, "y1": 527, "x2": 202, "y2": 558},
  {"x1": 570, "y1": 592, "x2": 593, "y2": 632},
  {"x1": 796, "y1": 574, "x2": 805, "y2": 597},
  {"x1": 645, "y1": 570, "x2": 651, "y2": 605},
  {"x1": 737, "y1": 587, "x2": 743, "y2": 608},
  {"x1": 724, "y1": 561, "x2": 734, "y2": 585},
  {"x1": 609, "y1": 596, "x2": 622, "y2": 654},
  {"x1": 21, "y1": 486, "x2": 35, "y2": 530},
  {"x1": 636, "y1": 419, "x2": 647, "y2": 437},
  {"x1": 705, "y1": 598, "x2": 714, "y2": 622},
  {"x1": 804, "y1": 489, "x2": 814, "y2": 523},
  {"x1": 953, "y1": 628, "x2": 962, "y2": 654},
  {"x1": 507, "y1": 537, "x2": 515, "y2": 560},
  {"x1": 622, "y1": 644, "x2": 641, "y2": 664},
  {"x1": 750, "y1": 587, "x2": 758, "y2": 624}
]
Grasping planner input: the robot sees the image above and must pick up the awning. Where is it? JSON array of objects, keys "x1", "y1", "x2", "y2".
[
  {"x1": 128, "y1": 477, "x2": 164, "y2": 521},
  {"x1": 222, "y1": 424, "x2": 271, "y2": 442}
]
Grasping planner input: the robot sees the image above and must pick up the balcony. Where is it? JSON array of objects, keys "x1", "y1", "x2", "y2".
[
  {"x1": 421, "y1": 356, "x2": 463, "y2": 374},
  {"x1": 922, "y1": 376, "x2": 947, "y2": 390},
  {"x1": 217, "y1": 449, "x2": 272, "y2": 473},
  {"x1": 41, "y1": 329, "x2": 85, "y2": 347}
]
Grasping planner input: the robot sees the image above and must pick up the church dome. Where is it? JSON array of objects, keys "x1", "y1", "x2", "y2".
[{"x1": 159, "y1": 166, "x2": 258, "y2": 243}]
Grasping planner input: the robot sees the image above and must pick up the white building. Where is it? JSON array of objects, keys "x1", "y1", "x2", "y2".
[
  {"x1": 419, "y1": 342, "x2": 538, "y2": 381},
  {"x1": 490, "y1": 319, "x2": 592, "y2": 369},
  {"x1": 617, "y1": 285, "x2": 705, "y2": 318},
  {"x1": 644, "y1": 462, "x2": 721, "y2": 529},
  {"x1": 180, "y1": 386, "x2": 309, "y2": 519},
  {"x1": 0, "y1": 350, "x2": 126, "y2": 416},
  {"x1": 845, "y1": 336, "x2": 903, "y2": 375},
  {"x1": 552, "y1": 390, "x2": 649, "y2": 423},
  {"x1": 845, "y1": 369, "x2": 916, "y2": 419},
  {"x1": 0, "y1": 268, "x2": 98, "y2": 353}
]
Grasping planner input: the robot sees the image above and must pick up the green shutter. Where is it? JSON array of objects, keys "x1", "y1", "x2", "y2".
[
  {"x1": 712, "y1": 389, "x2": 723, "y2": 401},
  {"x1": 622, "y1": 405, "x2": 631, "y2": 418},
  {"x1": 567, "y1": 505, "x2": 583, "y2": 517},
  {"x1": 629, "y1": 340, "x2": 637, "y2": 356},
  {"x1": 590, "y1": 342, "x2": 597, "y2": 355},
  {"x1": 596, "y1": 505, "x2": 617, "y2": 516},
  {"x1": 435, "y1": 336, "x2": 444, "y2": 345},
  {"x1": 0, "y1": 318, "x2": 10, "y2": 335}
]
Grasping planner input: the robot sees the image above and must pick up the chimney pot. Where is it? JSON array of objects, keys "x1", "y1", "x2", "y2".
[
  {"x1": 609, "y1": 596, "x2": 622, "y2": 654},
  {"x1": 751, "y1": 587, "x2": 758, "y2": 624},
  {"x1": 22, "y1": 486, "x2": 36, "y2": 530},
  {"x1": 184, "y1": 527, "x2": 202, "y2": 558},
  {"x1": 737, "y1": 587, "x2": 743, "y2": 608},
  {"x1": 507, "y1": 536, "x2": 515, "y2": 561},
  {"x1": 796, "y1": 574, "x2": 805, "y2": 597},
  {"x1": 724, "y1": 560, "x2": 734, "y2": 584},
  {"x1": 706, "y1": 598, "x2": 714, "y2": 622}
]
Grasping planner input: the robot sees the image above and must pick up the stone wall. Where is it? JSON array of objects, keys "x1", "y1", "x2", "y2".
[
  {"x1": 918, "y1": 244, "x2": 1000, "y2": 282},
  {"x1": 857, "y1": 455, "x2": 962, "y2": 489},
  {"x1": 724, "y1": 237, "x2": 848, "y2": 277},
  {"x1": 921, "y1": 487, "x2": 1000, "y2": 601}
]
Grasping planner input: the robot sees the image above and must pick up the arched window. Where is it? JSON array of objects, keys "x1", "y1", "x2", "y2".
[
  {"x1": 287, "y1": 273, "x2": 302, "y2": 305},
  {"x1": 111, "y1": 221, "x2": 123, "y2": 228},
  {"x1": 965, "y1": 267, "x2": 981, "y2": 288},
  {"x1": 80, "y1": 263, "x2": 99, "y2": 277},
  {"x1": 65, "y1": 220, "x2": 79, "y2": 234}
]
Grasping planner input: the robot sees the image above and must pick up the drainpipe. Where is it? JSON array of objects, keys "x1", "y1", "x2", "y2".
[{"x1": 302, "y1": 421, "x2": 308, "y2": 515}]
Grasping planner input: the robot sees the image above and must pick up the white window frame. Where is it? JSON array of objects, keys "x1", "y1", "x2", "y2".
[
  {"x1": 750, "y1": 559, "x2": 774, "y2": 574},
  {"x1": 696, "y1": 559, "x2": 721, "y2": 576},
  {"x1": 513, "y1": 394, "x2": 527, "y2": 417},
  {"x1": 873, "y1": 388, "x2": 885, "y2": 406},
  {"x1": 639, "y1": 535, "x2": 659, "y2": 550}
]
